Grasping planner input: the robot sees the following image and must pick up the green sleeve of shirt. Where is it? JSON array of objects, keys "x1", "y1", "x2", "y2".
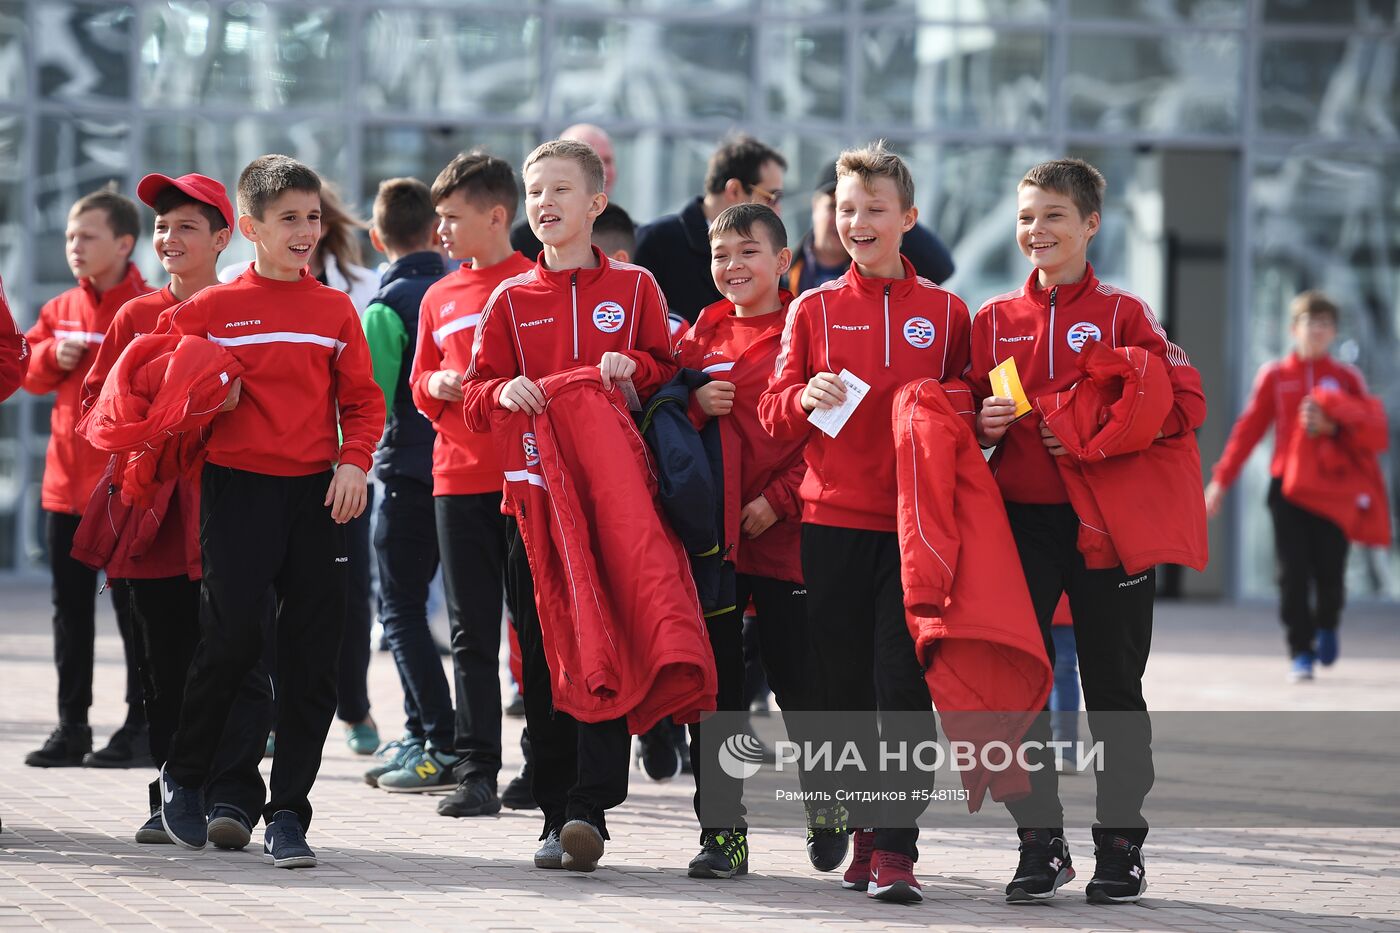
[{"x1": 362, "y1": 302, "x2": 408, "y2": 424}]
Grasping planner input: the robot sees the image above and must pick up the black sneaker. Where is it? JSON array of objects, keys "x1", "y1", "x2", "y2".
[
  {"x1": 688, "y1": 829, "x2": 749, "y2": 879},
  {"x1": 83, "y1": 723, "x2": 152, "y2": 769},
  {"x1": 501, "y1": 764, "x2": 537, "y2": 810},
  {"x1": 207, "y1": 804, "x2": 253, "y2": 850},
  {"x1": 24, "y1": 724, "x2": 92, "y2": 767},
  {"x1": 805, "y1": 804, "x2": 850, "y2": 872},
  {"x1": 134, "y1": 811, "x2": 171, "y2": 845},
  {"x1": 635, "y1": 721, "x2": 681, "y2": 782},
  {"x1": 263, "y1": 810, "x2": 316, "y2": 869},
  {"x1": 560, "y1": 819, "x2": 605, "y2": 872},
  {"x1": 158, "y1": 764, "x2": 207, "y2": 850},
  {"x1": 1005, "y1": 829, "x2": 1075, "y2": 902},
  {"x1": 1085, "y1": 835, "x2": 1146, "y2": 903},
  {"x1": 436, "y1": 774, "x2": 502, "y2": 818}
]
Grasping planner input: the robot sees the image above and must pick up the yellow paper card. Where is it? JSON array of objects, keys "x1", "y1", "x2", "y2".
[{"x1": 989, "y1": 356, "x2": 1032, "y2": 420}]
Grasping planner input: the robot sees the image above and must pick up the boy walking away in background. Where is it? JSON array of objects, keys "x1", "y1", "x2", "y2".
[
  {"x1": 355, "y1": 177, "x2": 450, "y2": 793},
  {"x1": 1206, "y1": 291, "x2": 1390, "y2": 681},
  {"x1": 404, "y1": 152, "x2": 533, "y2": 814},
  {"x1": 76, "y1": 172, "x2": 274, "y2": 851},
  {"x1": 973, "y1": 158, "x2": 1206, "y2": 905},
  {"x1": 155, "y1": 155, "x2": 385, "y2": 869},
  {"x1": 462, "y1": 139, "x2": 677, "y2": 872},
  {"x1": 23, "y1": 186, "x2": 149, "y2": 769},
  {"x1": 674, "y1": 203, "x2": 809, "y2": 880},
  {"x1": 760, "y1": 142, "x2": 971, "y2": 904}
]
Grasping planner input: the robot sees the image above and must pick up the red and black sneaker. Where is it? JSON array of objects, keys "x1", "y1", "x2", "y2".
[
  {"x1": 841, "y1": 828, "x2": 876, "y2": 891},
  {"x1": 867, "y1": 849, "x2": 923, "y2": 903}
]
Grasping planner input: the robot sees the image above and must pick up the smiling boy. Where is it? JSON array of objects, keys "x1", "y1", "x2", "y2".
[
  {"x1": 970, "y1": 158, "x2": 1205, "y2": 905},
  {"x1": 760, "y1": 142, "x2": 971, "y2": 904},
  {"x1": 152, "y1": 155, "x2": 384, "y2": 869},
  {"x1": 462, "y1": 139, "x2": 675, "y2": 873}
]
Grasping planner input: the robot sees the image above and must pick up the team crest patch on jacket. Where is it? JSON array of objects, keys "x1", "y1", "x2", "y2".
[
  {"x1": 903, "y1": 316, "x2": 935, "y2": 349},
  {"x1": 1066, "y1": 321, "x2": 1102, "y2": 352},
  {"x1": 593, "y1": 301, "x2": 625, "y2": 333},
  {"x1": 522, "y1": 431, "x2": 539, "y2": 466}
]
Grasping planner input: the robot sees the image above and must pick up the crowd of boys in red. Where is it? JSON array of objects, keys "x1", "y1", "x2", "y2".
[{"x1": 7, "y1": 125, "x2": 1389, "y2": 909}]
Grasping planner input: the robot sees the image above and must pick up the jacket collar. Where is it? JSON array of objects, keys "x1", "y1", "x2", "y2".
[
  {"x1": 688, "y1": 290, "x2": 795, "y2": 346},
  {"x1": 680, "y1": 196, "x2": 711, "y2": 255},
  {"x1": 843, "y1": 254, "x2": 921, "y2": 299},
  {"x1": 1019, "y1": 262, "x2": 1099, "y2": 309},
  {"x1": 239, "y1": 263, "x2": 321, "y2": 290},
  {"x1": 79, "y1": 263, "x2": 146, "y2": 305},
  {"x1": 381, "y1": 251, "x2": 446, "y2": 286},
  {"x1": 531, "y1": 245, "x2": 612, "y2": 292}
]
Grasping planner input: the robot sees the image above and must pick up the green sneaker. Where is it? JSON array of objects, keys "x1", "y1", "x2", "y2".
[
  {"x1": 345, "y1": 720, "x2": 380, "y2": 756},
  {"x1": 688, "y1": 829, "x2": 749, "y2": 879},
  {"x1": 377, "y1": 745, "x2": 460, "y2": 793},
  {"x1": 806, "y1": 803, "x2": 849, "y2": 872},
  {"x1": 364, "y1": 735, "x2": 424, "y2": 788}
]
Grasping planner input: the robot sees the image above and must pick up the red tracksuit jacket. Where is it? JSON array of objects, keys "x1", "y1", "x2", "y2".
[
  {"x1": 155, "y1": 266, "x2": 384, "y2": 475},
  {"x1": 1035, "y1": 342, "x2": 1210, "y2": 574},
  {"x1": 462, "y1": 246, "x2": 676, "y2": 433},
  {"x1": 410, "y1": 252, "x2": 534, "y2": 495},
  {"x1": 492, "y1": 367, "x2": 716, "y2": 732},
  {"x1": 24, "y1": 264, "x2": 151, "y2": 514},
  {"x1": 1212, "y1": 351, "x2": 1370, "y2": 490},
  {"x1": 759, "y1": 256, "x2": 972, "y2": 533},
  {"x1": 674, "y1": 294, "x2": 806, "y2": 584},
  {"x1": 968, "y1": 264, "x2": 1206, "y2": 505},
  {"x1": 894, "y1": 377, "x2": 1051, "y2": 810},
  {"x1": 1281, "y1": 386, "x2": 1390, "y2": 546},
  {"x1": 0, "y1": 276, "x2": 28, "y2": 403}
]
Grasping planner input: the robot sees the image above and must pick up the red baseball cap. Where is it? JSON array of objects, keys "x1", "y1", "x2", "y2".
[{"x1": 137, "y1": 173, "x2": 235, "y2": 230}]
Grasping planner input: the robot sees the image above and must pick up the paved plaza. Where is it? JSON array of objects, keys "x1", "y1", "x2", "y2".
[{"x1": 2, "y1": 582, "x2": 1398, "y2": 931}]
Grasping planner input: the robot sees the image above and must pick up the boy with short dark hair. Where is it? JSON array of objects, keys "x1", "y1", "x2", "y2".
[
  {"x1": 1206, "y1": 290, "x2": 1378, "y2": 681},
  {"x1": 674, "y1": 202, "x2": 809, "y2": 880},
  {"x1": 971, "y1": 157, "x2": 1205, "y2": 904},
  {"x1": 154, "y1": 154, "x2": 385, "y2": 868},
  {"x1": 592, "y1": 203, "x2": 636, "y2": 262},
  {"x1": 23, "y1": 185, "x2": 149, "y2": 769},
  {"x1": 404, "y1": 153, "x2": 533, "y2": 814},
  {"x1": 760, "y1": 142, "x2": 971, "y2": 904},
  {"x1": 462, "y1": 138, "x2": 676, "y2": 872}
]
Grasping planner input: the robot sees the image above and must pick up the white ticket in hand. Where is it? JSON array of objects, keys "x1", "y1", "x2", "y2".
[{"x1": 807, "y1": 369, "x2": 870, "y2": 438}]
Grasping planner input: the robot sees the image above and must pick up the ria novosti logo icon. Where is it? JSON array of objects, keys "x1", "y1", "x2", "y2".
[{"x1": 717, "y1": 732, "x2": 765, "y2": 780}]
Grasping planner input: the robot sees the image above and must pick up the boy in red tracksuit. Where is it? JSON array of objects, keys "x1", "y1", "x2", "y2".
[
  {"x1": 23, "y1": 187, "x2": 149, "y2": 769},
  {"x1": 760, "y1": 143, "x2": 971, "y2": 905},
  {"x1": 401, "y1": 152, "x2": 534, "y2": 808},
  {"x1": 0, "y1": 275, "x2": 26, "y2": 401},
  {"x1": 79, "y1": 172, "x2": 274, "y2": 850},
  {"x1": 462, "y1": 139, "x2": 675, "y2": 873},
  {"x1": 673, "y1": 203, "x2": 808, "y2": 880},
  {"x1": 972, "y1": 158, "x2": 1205, "y2": 905},
  {"x1": 153, "y1": 155, "x2": 385, "y2": 868},
  {"x1": 1206, "y1": 291, "x2": 1372, "y2": 681}
]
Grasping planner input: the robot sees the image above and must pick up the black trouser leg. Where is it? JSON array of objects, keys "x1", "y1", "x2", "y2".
[
  {"x1": 337, "y1": 485, "x2": 374, "y2": 724},
  {"x1": 1308, "y1": 502, "x2": 1350, "y2": 635},
  {"x1": 128, "y1": 576, "x2": 202, "y2": 766},
  {"x1": 748, "y1": 576, "x2": 811, "y2": 713},
  {"x1": 376, "y1": 477, "x2": 445, "y2": 746},
  {"x1": 1269, "y1": 480, "x2": 1317, "y2": 657},
  {"x1": 436, "y1": 493, "x2": 507, "y2": 781},
  {"x1": 689, "y1": 581, "x2": 750, "y2": 832},
  {"x1": 206, "y1": 660, "x2": 274, "y2": 822}
]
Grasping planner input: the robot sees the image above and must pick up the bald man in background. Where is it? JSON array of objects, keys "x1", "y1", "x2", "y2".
[{"x1": 510, "y1": 123, "x2": 616, "y2": 260}]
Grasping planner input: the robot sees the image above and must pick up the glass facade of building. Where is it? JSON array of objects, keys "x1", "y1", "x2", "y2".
[{"x1": 0, "y1": 0, "x2": 1396, "y2": 599}]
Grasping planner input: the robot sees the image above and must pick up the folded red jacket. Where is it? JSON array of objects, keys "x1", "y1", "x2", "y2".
[{"x1": 1282, "y1": 386, "x2": 1391, "y2": 547}]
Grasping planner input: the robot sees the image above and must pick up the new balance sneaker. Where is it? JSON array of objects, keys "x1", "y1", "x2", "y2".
[
  {"x1": 436, "y1": 774, "x2": 502, "y2": 817},
  {"x1": 1085, "y1": 835, "x2": 1146, "y2": 903},
  {"x1": 378, "y1": 745, "x2": 459, "y2": 793},
  {"x1": 83, "y1": 722, "x2": 152, "y2": 769},
  {"x1": 805, "y1": 804, "x2": 849, "y2": 872},
  {"x1": 207, "y1": 804, "x2": 253, "y2": 850},
  {"x1": 1005, "y1": 829, "x2": 1075, "y2": 902},
  {"x1": 24, "y1": 723, "x2": 92, "y2": 768},
  {"x1": 501, "y1": 763, "x2": 537, "y2": 810},
  {"x1": 363, "y1": 735, "x2": 423, "y2": 787},
  {"x1": 1290, "y1": 652, "x2": 1316, "y2": 682},
  {"x1": 534, "y1": 826, "x2": 564, "y2": 869},
  {"x1": 344, "y1": 720, "x2": 380, "y2": 756},
  {"x1": 634, "y1": 722, "x2": 682, "y2": 782},
  {"x1": 560, "y1": 819, "x2": 605, "y2": 872},
  {"x1": 263, "y1": 810, "x2": 316, "y2": 869},
  {"x1": 687, "y1": 829, "x2": 749, "y2": 879},
  {"x1": 134, "y1": 811, "x2": 171, "y2": 845},
  {"x1": 158, "y1": 765, "x2": 207, "y2": 850},
  {"x1": 1315, "y1": 628, "x2": 1339, "y2": 666},
  {"x1": 868, "y1": 849, "x2": 923, "y2": 903},
  {"x1": 841, "y1": 828, "x2": 876, "y2": 891}
]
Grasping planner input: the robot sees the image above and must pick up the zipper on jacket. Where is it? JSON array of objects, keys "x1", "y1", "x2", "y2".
[
  {"x1": 883, "y1": 284, "x2": 892, "y2": 367},
  {"x1": 570, "y1": 271, "x2": 580, "y2": 361},
  {"x1": 1047, "y1": 285, "x2": 1058, "y2": 380}
]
